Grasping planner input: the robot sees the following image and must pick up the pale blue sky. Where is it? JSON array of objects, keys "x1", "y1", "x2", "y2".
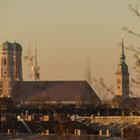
[{"x1": 0, "y1": 0, "x2": 139, "y2": 97}]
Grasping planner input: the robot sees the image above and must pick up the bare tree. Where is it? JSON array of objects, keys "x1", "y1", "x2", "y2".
[
  {"x1": 123, "y1": 4, "x2": 140, "y2": 97},
  {"x1": 92, "y1": 78, "x2": 114, "y2": 104},
  {"x1": 85, "y1": 58, "x2": 114, "y2": 103}
]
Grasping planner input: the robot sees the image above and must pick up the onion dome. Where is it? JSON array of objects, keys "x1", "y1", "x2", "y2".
[
  {"x1": 0, "y1": 41, "x2": 13, "y2": 51},
  {"x1": 13, "y1": 42, "x2": 22, "y2": 51}
]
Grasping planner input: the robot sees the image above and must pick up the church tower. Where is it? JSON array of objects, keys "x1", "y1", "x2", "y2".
[
  {"x1": 0, "y1": 41, "x2": 23, "y2": 97},
  {"x1": 13, "y1": 42, "x2": 23, "y2": 81},
  {"x1": 0, "y1": 41, "x2": 14, "y2": 97},
  {"x1": 0, "y1": 42, "x2": 14, "y2": 80},
  {"x1": 116, "y1": 36, "x2": 129, "y2": 99}
]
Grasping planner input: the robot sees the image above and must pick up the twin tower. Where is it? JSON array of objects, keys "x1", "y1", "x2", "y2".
[{"x1": 0, "y1": 41, "x2": 22, "y2": 97}]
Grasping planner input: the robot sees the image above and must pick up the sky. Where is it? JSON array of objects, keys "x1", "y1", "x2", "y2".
[{"x1": 0, "y1": 0, "x2": 140, "y2": 98}]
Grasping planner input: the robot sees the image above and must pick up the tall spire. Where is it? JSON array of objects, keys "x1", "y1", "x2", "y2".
[
  {"x1": 31, "y1": 40, "x2": 40, "y2": 81},
  {"x1": 34, "y1": 40, "x2": 40, "y2": 81},
  {"x1": 35, "y1": 43, "x2": 37, "y2": 70},
  {"x1": 120, "y1": 35, "x2": 125, "y2": 63}
]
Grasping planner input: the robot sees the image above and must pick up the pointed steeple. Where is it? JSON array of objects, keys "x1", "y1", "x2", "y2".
[
  {"x1": 35, "y1": 46, "x2": 37, "y2": 69},
  {"x1": 120, "y1": 35, "x2": 125, "y2": 63},
  {"x1": 115, "y1": 35, "x2": 129, "y2": 99}
]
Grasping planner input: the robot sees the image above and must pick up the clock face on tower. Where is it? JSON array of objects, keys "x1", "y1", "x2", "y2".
[{"x1": 117, "y1": 65, "x2": 121, "y2": 71}]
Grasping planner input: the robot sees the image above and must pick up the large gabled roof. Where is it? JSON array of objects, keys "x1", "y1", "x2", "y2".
[{"x1": 12, "y1": 81, "x2": 101, "y2": 105}]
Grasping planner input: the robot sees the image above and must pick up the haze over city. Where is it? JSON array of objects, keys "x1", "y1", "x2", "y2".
[
  {"x1": 0, "y1": 1, "x2": 140, "y2": 139},
  {"x1": 0, "y1": 0, "x2": 139, "y2": 96}
]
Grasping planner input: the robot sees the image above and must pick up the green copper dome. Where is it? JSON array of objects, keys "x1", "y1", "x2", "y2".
[
  {"x1": 13, "y1": 42, "x2": 22, "y2": 51},
  {"x1": 0, "y1": 41, "x2": 13, "y2": 51}
]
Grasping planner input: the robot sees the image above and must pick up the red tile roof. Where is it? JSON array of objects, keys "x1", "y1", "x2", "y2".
[{"x1": 13, "y1": 81, "x2": 101, "y2": 105}]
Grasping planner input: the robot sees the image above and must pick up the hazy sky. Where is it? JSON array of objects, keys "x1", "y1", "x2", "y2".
[{"x1": 0, "y1": 0, "x2": 140, "y2": 97}]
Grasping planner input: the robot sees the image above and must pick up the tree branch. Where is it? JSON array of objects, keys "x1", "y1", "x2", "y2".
[
  {"x1": 129, "y1": 4, "x2": 140, "y2": 18},
  {"x1": 123, "y1": 27, "x2": 140, "y2": 37}
]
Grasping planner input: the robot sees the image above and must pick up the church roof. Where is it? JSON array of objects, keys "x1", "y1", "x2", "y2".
[
  {"x1": 112, "y1": 95, "x2": 123, "y2": 103},
  {"x1": 112, "y1": 96, "x2": 140, "y2": 109},
  {"x1": 12, "y1": 81, "x2": 101, "y2": 105},
  {"x1": 123, "y1": 98, "x2": 140, "y2": 110},
  {"x1": 111, "y1": 95, "x2": 123, "y2": 107}
]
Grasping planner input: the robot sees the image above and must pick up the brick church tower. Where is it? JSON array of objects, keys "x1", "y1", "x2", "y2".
[
  {"x1": 116, "y1": 36, "x2": 129, "y2": 99},
  {"x1": 0, "y1": 41, "x2": 22, "y2": 97}
]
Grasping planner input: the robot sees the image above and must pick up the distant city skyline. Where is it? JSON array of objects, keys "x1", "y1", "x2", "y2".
[{"x1": 0, "y1": 0, "x2": 139, "y2": 98}]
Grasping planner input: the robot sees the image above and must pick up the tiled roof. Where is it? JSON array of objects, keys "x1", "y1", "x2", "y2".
[
  {"x1": 123, "y1": 98, "x2": 140, "y2": 109},
  {"x1": 12, "y1": 81, "x2": 101, "y2": 105},
  {"x1": 112, "y1": 96, "x2": 123, "y2": 102},
  {"x1": 112, "y1": 96, "x2": 140, "y2": 109}
]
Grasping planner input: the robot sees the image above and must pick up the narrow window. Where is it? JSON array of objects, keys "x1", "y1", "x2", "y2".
[
  {"x1": 117, "y1": 79, "x2": 121, "y2": 84},
  {"x1": 4, "y1": 58, "x2": 6, "y2": 65}
]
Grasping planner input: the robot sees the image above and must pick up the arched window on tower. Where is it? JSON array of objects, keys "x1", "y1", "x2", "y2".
[
  {"x1": 4, "y1": 58, "x2": 6, "y2": 65},
  {"x1": 117, "y1": 79, "x2": 121, "y2": 84},
  {"x1": 1, "y1": 58, "x2": 3, "y2": 66}
]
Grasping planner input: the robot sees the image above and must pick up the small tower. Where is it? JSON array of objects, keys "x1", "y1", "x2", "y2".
[
  {"x1": 116, "y1": 35, "x2": 129, "y2": 99},
  {"x1": 13, "y1": 42, "x2": 23, "y2": 81},
  {"x1": 0, "y1": 41, "x2": 23, "y2": 97}
]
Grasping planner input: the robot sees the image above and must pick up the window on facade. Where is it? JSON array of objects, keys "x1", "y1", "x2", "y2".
[
  {"x1": 117, "y1": 79, "x2": 121, "y2": 84},
  {"x1": 4, "y1": 58, "x2": 6, "y2": 65}
]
